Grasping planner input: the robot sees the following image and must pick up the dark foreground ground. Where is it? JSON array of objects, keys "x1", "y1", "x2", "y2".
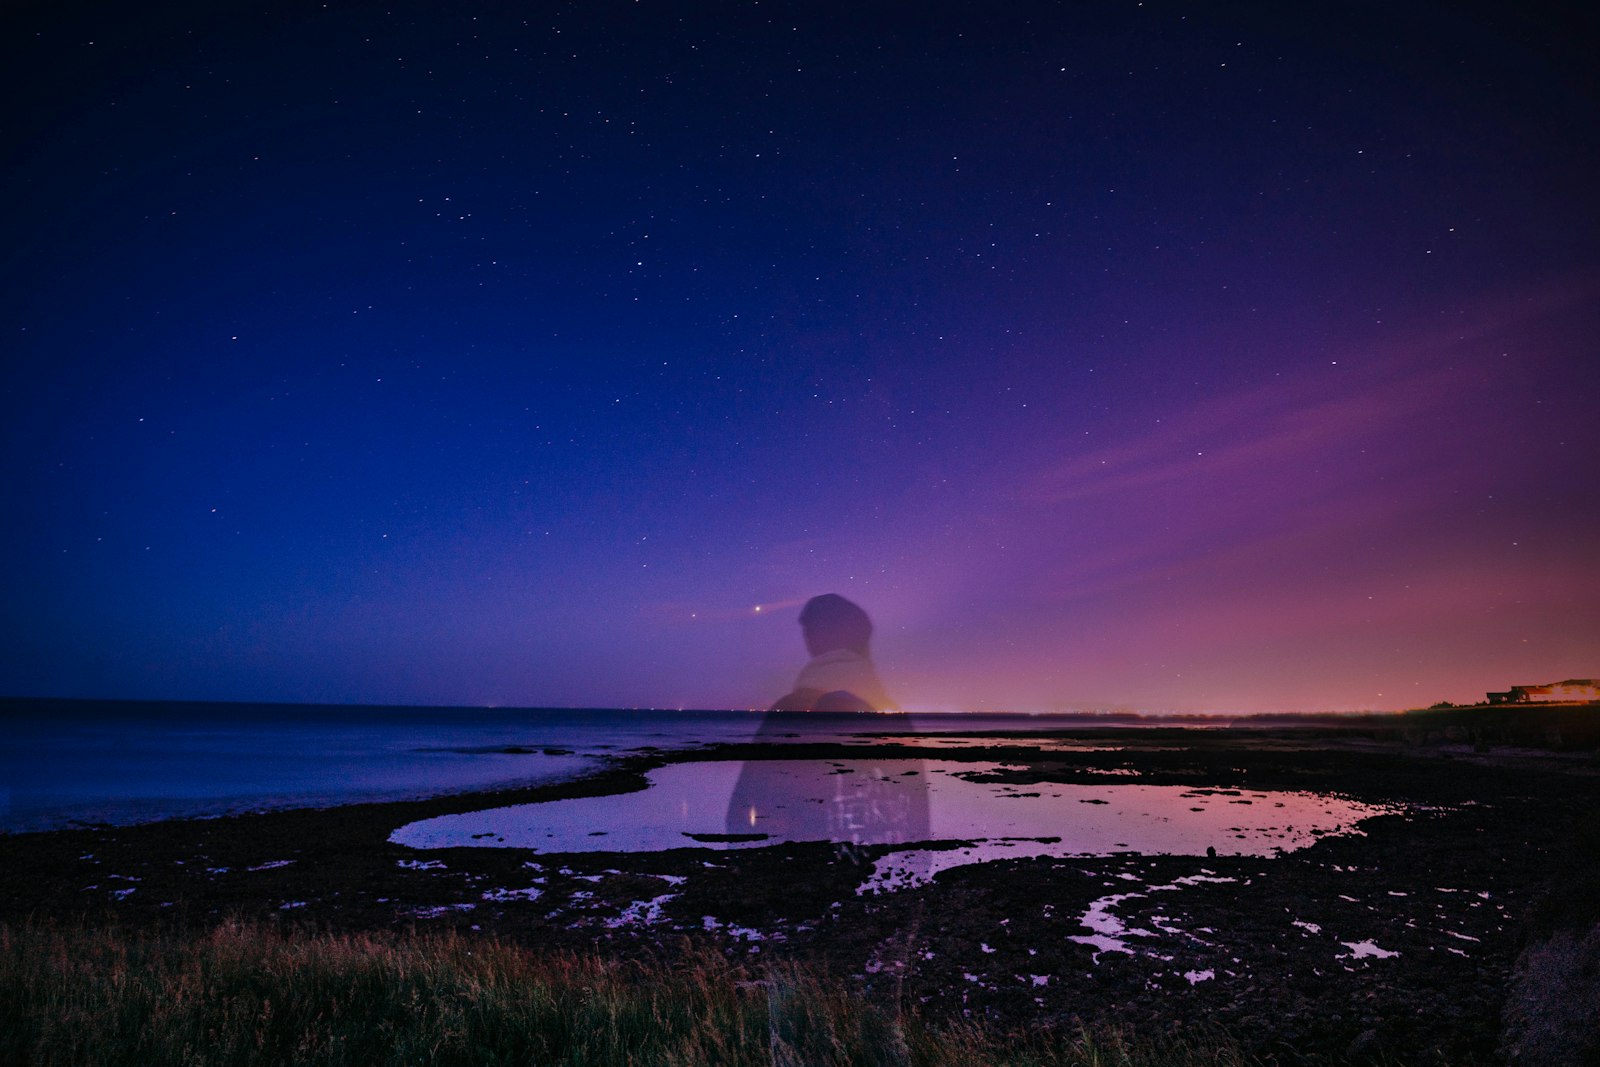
[{"x1": 3, "y1": 709, "x2": 1598, "y2": 1065}]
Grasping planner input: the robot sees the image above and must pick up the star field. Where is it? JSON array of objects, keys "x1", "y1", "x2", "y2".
[{"x1": 2, "y1": 1, "x2": 1596, "y2": 712}]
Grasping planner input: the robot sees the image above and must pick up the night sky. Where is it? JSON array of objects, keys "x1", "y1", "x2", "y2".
[{"x1": 4, "y1": 1, "x2": 1596, "y2": 713}]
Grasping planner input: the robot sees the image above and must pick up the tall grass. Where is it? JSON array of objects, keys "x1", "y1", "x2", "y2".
[{"x1": 0, "y1": 921, "x2": 1254, "y2": 1066}]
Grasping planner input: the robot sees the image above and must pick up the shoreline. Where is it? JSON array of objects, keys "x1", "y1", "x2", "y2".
[
  {"x1": 6, "y1": 700, "x2": 1596, "y2": 835},
  {"x1": 4, "y1": 725, "x2": 1597, "y2": 1063}
]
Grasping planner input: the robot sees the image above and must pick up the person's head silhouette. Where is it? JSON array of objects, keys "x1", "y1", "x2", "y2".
[{"x1": 799, "y1": 593, "x2": 872, "y2": 658}]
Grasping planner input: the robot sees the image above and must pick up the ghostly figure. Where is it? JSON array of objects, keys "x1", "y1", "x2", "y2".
[
  {"x1": 725, "y1": 594, "x2": 929, "y2": 992},
  {"x1": 727, "y1": 595, "x2": 925, "y2": 853}
]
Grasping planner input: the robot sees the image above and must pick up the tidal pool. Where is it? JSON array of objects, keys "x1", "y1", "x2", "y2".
[{"x1": 391, "y1": 758, "x2": 1395, "y2": 884}]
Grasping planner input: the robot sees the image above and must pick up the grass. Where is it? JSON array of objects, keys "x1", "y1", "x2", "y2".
[{"x1": 0, "y1": 920, "x2": 1257, "y2": 1067}]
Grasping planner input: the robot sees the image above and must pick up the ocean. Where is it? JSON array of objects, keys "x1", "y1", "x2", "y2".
[{"x1": 0, "y1": 699, "x2": 1096, "y2": 833}]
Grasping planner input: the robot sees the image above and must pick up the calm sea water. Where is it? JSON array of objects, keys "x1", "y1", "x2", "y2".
[
  {"x1": 0, "y1": 700, "x2": 1103, "y2": 833},
  {"x1": 389, "y1": 758, "x2": 1395, "y2": 890}
]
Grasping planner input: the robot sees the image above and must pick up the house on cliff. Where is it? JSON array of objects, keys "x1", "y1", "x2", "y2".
[{"x1": 1485, "y1": 678, "x2": 1600, "y2": 704}]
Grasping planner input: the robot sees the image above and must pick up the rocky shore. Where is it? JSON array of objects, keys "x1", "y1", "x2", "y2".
[{"x1": 3, "y1": 723, "x2": 1596, "y2": 1065}]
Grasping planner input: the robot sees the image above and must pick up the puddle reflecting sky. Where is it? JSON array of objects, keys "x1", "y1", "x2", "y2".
[{"x1": 391, "y1": 759, "x2": 1394, "y2": 865}]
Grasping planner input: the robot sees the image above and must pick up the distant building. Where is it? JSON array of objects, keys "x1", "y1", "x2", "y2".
[{"x1": 1485, "y1": 679, "x2": 1600, "y2": 705}]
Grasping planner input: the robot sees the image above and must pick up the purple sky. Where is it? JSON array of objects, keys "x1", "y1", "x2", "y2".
[{"x1": 3, "y1": 1, "x2": 1596, "y2": 712}]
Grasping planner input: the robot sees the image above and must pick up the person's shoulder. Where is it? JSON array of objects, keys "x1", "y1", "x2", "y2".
[
  {"x1": 769, "y1": 688, "x2": 826, "y2": 711},
  {"x1": 813, "y1": 690, "x2": 875, "y2": 713},
  {"x1": 768, "y1": 688, "x2": 876, "y2": 712}
]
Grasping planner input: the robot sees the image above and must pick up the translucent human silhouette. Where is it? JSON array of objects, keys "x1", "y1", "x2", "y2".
[
  {"x1": 726, "y1": 594, "x2": 928, "y2": 996},
  {"x1": 727, "y1": 595, "x2": 927, "y2": 854},
  {"x1": 768, "y1": 593, "x2": 894, "y2": 712}
]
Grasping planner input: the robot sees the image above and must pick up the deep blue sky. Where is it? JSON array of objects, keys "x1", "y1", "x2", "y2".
[{"x1": 4, "y1": 1, "x2": 1596, "y2": 712}]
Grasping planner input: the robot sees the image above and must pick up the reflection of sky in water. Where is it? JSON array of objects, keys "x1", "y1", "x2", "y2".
[{"x1": 391, "y1": 759, "x2": 1396, "y2": 873}]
